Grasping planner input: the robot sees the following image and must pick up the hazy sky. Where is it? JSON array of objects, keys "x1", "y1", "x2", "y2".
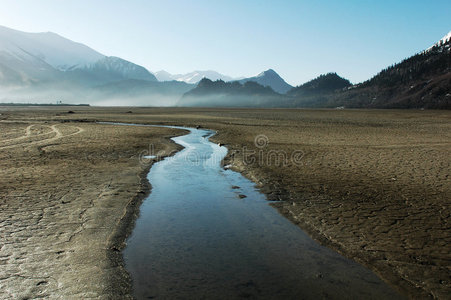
[{"x1": 0, "y1": 0, "x2": 450, "y2": 85}]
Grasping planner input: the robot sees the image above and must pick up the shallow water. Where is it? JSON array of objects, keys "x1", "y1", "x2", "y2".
[{"x1": 124, "y1": 126, "x2": 400, "y2": 299}]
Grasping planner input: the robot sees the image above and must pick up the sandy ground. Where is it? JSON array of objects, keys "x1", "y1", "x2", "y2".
[{"x1": 0, "y1": 106, "x2": 450, "y2": 299}]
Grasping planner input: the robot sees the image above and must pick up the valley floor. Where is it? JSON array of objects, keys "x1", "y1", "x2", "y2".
[{"x1": 0, "y1": 106, "x2": 449, "y2": 298}]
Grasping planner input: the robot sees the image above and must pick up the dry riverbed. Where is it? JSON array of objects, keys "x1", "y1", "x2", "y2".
[{"x1": 0, "y1": 106, "x2": 450, "y2": 299}]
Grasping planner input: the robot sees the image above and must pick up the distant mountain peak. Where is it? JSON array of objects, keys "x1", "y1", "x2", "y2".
[
  {"x1": 257, "y1": 69, "x2": 276, "y2": 76},
  {"x1": 238, "y1": 69, "x2": 292, "y2": 94}
]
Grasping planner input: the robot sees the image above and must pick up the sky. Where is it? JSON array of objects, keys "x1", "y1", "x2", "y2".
[{"x1": 0, "y1": 0, "x2": 450, "y2": 86}]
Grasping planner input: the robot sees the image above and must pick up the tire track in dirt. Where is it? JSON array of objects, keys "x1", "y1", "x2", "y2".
[
  {"x1": 0, "y1": 124, "x2": 85, "y2": 150},
  {"x1": 1, "y1": 125, "x2": 54, "y2": 144}
]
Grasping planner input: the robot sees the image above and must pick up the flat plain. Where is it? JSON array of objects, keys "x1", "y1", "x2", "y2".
[{"x1": 0, "y1": 106, "x2": 450, "y2": 299}]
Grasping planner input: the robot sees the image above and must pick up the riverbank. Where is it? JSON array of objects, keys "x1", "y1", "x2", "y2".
[
  {"x1": 0, "y1": 112, "x2": 183, "y2": 298},
  {"x1": 208, "y1": 110, "x2": 450, "y2": 299},
  {"x1": 1, "y1": 106, "x2": 450, "y2": 298}
]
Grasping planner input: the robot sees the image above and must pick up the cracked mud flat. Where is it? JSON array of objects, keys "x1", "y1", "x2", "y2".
[
  {"x1": 1, "y1": 107, "x2": 450, "y2": 299},
  {"x1": 0, "y1": 110, "x2": 183, "y2": 299},
  {"x1": 70, "y1": 107, "x2": 449, "y2": 299}
]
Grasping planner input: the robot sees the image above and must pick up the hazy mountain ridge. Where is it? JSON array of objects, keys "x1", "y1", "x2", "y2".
[
  {"x1": 0, "y1": 50, "x2": 59, "y2": 87},
  {"x1": 0, "y1": 25, "x2": 182, "y2": 105},
  {"x1": 155, "y1": 69, "x2": 293, "y2": 96},
  {"x1": 179, "y1": 78, "x2": 288, "y2": 107},
  {"x1": 237, "y1": 69, "x2": 293, "y2": 94},
  {"x1": 154, "y1": 70, "x2": 240, "y2": 84}
]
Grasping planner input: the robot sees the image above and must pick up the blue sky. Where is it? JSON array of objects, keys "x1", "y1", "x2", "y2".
[{"x1": 0, "y1": 0, "x2": 450, "y2": 85}]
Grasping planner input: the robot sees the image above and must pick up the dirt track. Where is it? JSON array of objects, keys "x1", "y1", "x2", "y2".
[{"x1": 0, "y1": 106, "x2": 450, "y2": 299}]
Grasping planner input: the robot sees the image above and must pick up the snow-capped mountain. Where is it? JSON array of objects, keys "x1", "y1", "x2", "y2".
[
  {"x1": 154, "y1": 70, "x2": 240, "y2": 84},
  {"x1": 153, "y1": 70, "x2": 174, "y2": 82},
  {"x1": 0, "y1": 25, "x2": 103, "y2": 71},
  {"x1": 237, "y1": 69, "x2": 293, "y2": 94},
  {"x1": 0, "y1": 25, "x2": 156, "y2": 87},
  {"x1": 426, "y1": 30, "x2": 451, "y2": 51},
  {"x1": 84, "y1": 56, "x2": 156, "y2": 82}
]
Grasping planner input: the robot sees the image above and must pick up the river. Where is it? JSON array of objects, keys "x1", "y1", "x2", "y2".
[{"x1": 123, "y1": 126, "x2": 399, "y2": 299}]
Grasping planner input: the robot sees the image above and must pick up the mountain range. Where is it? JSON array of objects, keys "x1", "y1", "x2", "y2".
[
  {"x1": 0, "y1": 25, "x2": 193, "y2": 105},
  {"x1": 179, "y1": 31, "x2": 451, "y2": 109},
  {"x1": 177, "y1": 73, "x2": 354, "y2": 108},
  {"x1": 0, "y1": 24, "x2": 450, "y2": 108},
  {"x1": 154, "y1": 70, "x2": 242, "y2": 84},
  {"x1": 153, "y1": 69, "x2": 293, "y2": 95},
  {"x1": 0, "y1": 25, "x2": 157, "y2": 88},
  {"x1": 0, "y1": 25, "x2": 287, "y2": 105}
]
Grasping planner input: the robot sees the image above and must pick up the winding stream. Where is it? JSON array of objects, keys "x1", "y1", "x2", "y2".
[{"x1": 123, "y1": 126, "x2": 399, "y2": 299}]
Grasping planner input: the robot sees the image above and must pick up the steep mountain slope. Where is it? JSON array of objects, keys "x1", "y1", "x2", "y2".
[
  {"x1": 179, "y1": 78, "x2": 288, "y2": 107},
  {"x1": 286, "y1": 31, "x2": 451, "y2": 109},
  {"x1": 64, "y1": 56, "x2": 157, "y2": 87},
  {"x1": 237, "y1": 69, "x2": 293, "y2": 94},
  {"x1": 0, "y1": 25, "x2": 103, "y2": 71},
  {"x1": 85, "y1": 56, "x2": 156, "y2": 82},
  {"x1": 328, "y1": 31, "x2": 451, "y2": 109},
  {"x1": 0, "y1": 50, "x2": 59, "y2": 87}
]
